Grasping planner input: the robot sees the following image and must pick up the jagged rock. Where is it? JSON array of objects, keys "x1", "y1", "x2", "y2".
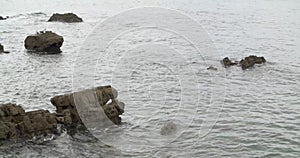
[
  {"x1": 48, "y1": 13, "x2": 83, "y2": 23},
  {"x1": 0, "y1": 103, "x2": 57, "y2": 140},
  {"x1": 24, "y1": 31, "x2": 64, "y2": 54},
  {"x1": 240, "y1": 55, "x2": 266, "y2": 70},
  {"x1": 0, "y1": 103, "x2": 25, "y2": 116},
  {"x1": 0, "y1": 86, "x2": 124, "y2": 141},
  {"x1": 221, "y1": 57, "x2": 238, "y2": 67},
  {"x1": 50, "y1": 85, "x2": 124, "y2": 125},
  {"x1": 0, "y1": 44, "x2": 10, "y2": 54}
]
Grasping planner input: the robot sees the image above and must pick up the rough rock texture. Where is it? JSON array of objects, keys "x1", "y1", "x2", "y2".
[
  {"x1": 0, "y1": 86, "x2": 124, "y2": 141},
  {"x1": 240, "y1": 55, "x2": 266, "y2": 70},
  {"x1": 48, "y1": 13, "x2": 83, "y2": 23},
  {"x1": 221, "y1": 57, "x2": 238, "y2": 67},
  {"x1": 50, "y1": 85, "x2": 124, "y2": 125},
  {"x1": 221, "y1": 55, "x2": 266, "y2": 70},
  {"x1": 0, "y1": 103, "x2": 57, "y2": 140},
  {"x1": 0, "y1": 44, "x2": 10, "y2": 54},
  {"x1": 24, "y1": 31, "x2": 64, "y2": 54}
]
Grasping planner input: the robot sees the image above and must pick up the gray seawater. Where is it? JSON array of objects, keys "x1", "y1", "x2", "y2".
[{"x1": 0, "y1": 0, "x2": 300, "y2": 157}]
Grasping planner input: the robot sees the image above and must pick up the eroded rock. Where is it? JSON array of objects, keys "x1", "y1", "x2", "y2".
[
  {"x1": 221, "y1": 55, "x2": 266, "y2": 70},
  {"x1": 48, "y1": 13, "x2": 83, "y2": 23},
  {"x1": 50, "y1": 85, "x2": 124, "y2": 125},
  {"x1": 0, "y1": 103, "x2": 57, "y2": 140},
  {"x1": 0, "y1": 86, "x2": 124, "y2": 141},
  {"x1": 221, "y1": 57, "x2": 238, "y2": 67},
  {"x1": 240, "y1": 55, "x2": 266, "y2": 70},
  {"x1": 24, "y1": 31, "x2": 64, "y2": 54}
]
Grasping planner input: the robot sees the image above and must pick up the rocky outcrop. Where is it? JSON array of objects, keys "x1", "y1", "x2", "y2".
[
  {"x1": 240, "y1": 55, "x2": 266, "y2": 70},
  {"x1": 221, "y1": 55, "x2": 266, "y2": 70},
  {"x1": 221, "y1": 57, "x2": 238, "y2": 67},
  {"x1": 24, "y1": 31, "x2": 64, "y2": 54},
  {"x1": 50, "y1": 85, "x2": 124, "y2": 125},
  {"x1": 0, "y1": 86, "x2": 124, "y2": 141},
  {"x1": 0, "y1": 103, "x2": 57, "y2": 140},
  {"x1": 48, "y1": 13, "x2": 83, "y2": 23},
  {"x1": 0, "y1": 16, "x2": 8, "y2": 20},
  {"x1": 0, "y1": 44, "x2": 10, "y2": 54}
]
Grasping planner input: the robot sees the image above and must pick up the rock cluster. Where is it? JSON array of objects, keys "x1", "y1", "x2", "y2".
[
  {"x1": 0, "y1": 86, "x2": 125, "y2": 141},
  {"x1": 0, "y1": 103, "x2": 57, "y2": 140},
  {"x1": 221, "y1": 55, "x2": 266, "y2": 70},
  {"x1": 0, "y1": 44, "x2": 9, "y2": 54},
  {"x1": 24, "y1": 31, "x2": 64, "y2": 54},
  {"x1": 48, "y1": 13, "x2": 83, "y2": 23}
]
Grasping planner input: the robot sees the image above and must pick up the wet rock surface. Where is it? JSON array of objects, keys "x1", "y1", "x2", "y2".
[
  {"x1": 0, "y1": 103, "x2": 57, "y2": 140},
  {"x1": 0, "y1": 44, "x2": 9, "y2": 54},
  {"x1": 221, "y1": 55, "x2": 266, "y2": 70},
  {"x1": 48, "y1": 13, "x2": 83, "y2": 23},
  {"x1": 0, "y1": 86, "x2": 124, "y2": 141},
  {"x1": 24, "y1": 31, "x2": 64, "y2": 54},
  {"x1": 50, "y1": 85, "x2": 124, "y2": 125},
  {"x1": 221, "y1": 57, "x2": 238, "y2": 67},
  {"x1": 240, "y1": 55, "x2": 266, "y2": 70}
]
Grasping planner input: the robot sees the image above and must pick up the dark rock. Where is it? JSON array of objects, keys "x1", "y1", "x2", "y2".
[
  {"x1": 0, "y1": 44, "x2": 10, "y2": 54},
  {"x1": 0, "y1": 16, "x2": 8, "y2": 20},
  {"x1": 0, "y1": 103, "x2": 25, "y2": 116},
  {"x1": 0, "y1": 121, "x2": 10, "y2": 140},
  {"x1": 24, "y1": 31, "x2": 64, "y2": 54},
  {"x1": 221, "y1": 57, "x2": 238, "y2": 67},
  {"x1": 240, "y1": 55, "x2": 266, "y2": 70},
  {"x1": 0, "y1": 103, "x2": 57, "y2": 140},
  {"x1": 48, "y1": 13, "x2": 83, "y2": 23},
  {"x1": 50, "y1": 85, "x2": 124, "y2": 125}
]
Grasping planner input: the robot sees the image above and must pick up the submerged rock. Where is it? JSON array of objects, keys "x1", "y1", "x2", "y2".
[
  {"x1": 240, "y1": 55, "x2": 266, "y2": 70},
  {"x1": 48, "y1": 13, "x2": 83, "y2": 23},
  {"x1": 24, "y1": 31, "x2": 64, "y2": 54},
  {"x1": 160, "y1": 122, "x2": 177, "y2": 135},
  {"x1": 207, "y1": 66, "x2": 218, "y2": 71},
  {"x1": 221, "y1": 57, "x2": 238, "y2": 67},
  {"x1": 0, "y1": 44, "x2": 9, "y2": 54}
]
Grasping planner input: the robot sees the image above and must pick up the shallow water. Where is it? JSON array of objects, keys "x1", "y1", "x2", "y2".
[{"x1": 0, "y1": 0, "x2": 300, "y2": 157}]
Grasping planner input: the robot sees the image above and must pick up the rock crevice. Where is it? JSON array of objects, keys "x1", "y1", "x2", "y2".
[{"x1": 0, "y1": 86, "x2": 125, "y2": 141}]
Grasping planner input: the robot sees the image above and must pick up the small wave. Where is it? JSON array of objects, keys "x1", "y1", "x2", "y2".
[{"x1": 8, "y1": 12, "x2": 47, "y2": 19}]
